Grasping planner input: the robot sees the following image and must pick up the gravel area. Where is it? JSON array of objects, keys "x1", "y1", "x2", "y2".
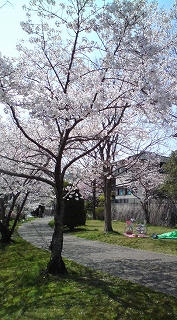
[{"x1": 18, "y1": 217, "x2": 177, "y2": 298}]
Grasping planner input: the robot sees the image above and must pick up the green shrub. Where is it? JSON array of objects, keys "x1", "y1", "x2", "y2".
[
  {"x1": 84, "y1": 199, "x2": 93, "y2": 218},
  {"x1": 95, "y1": 207, "x2": 104, "y2": 220},
  {"x1": 64, "y1": 189, "x2": 86, "y2": 231},
  {"x1": 98, "y1": 194, "x2": 104, "y2": 207}
]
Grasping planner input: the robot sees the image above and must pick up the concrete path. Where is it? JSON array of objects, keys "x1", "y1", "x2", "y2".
[{"x1": 18, "y1": 217, "x2": 177, "y2": 298}]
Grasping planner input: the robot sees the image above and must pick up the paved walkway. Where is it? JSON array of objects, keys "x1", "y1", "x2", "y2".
[{"x1": 18, "y1": 217, "x2": 177, "y2": 298}]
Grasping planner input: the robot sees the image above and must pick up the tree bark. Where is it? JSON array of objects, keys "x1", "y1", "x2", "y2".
[
  {"x1": 0, "y1": 222, "x2": 11, "y2": 243},
  {"x1": 5, "y1": 192, "x2": 21, "y2": 228},
  {"x1": 92, "y1": 179, "x2": 97, "y2": 220},
  {"x1": 47, "y1": 179, "x2": 67, "y2": 275},
  {"x1": 142, "y1": 201, "x2": 150, "y2": 224},
  {"x1": 10, "y1": 191, "x2": 29, "y2": 236},
  {"x1": 104, "y1": 177, "x2": 113, "y2": 232},
  {"x1": 0, "y1": 192, "x2": 29, "y2": 243},
  {"x1": 0, "y1": 195, "x2": 8, "y2": 221}
]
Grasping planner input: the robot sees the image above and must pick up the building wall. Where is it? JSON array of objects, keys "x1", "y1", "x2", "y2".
[
  {"x1": 111, "y1": 199, "x2": 144, "y2": 221},
  {"x1": 111, "y1": 152, "x2": 171, "y2": 225}
]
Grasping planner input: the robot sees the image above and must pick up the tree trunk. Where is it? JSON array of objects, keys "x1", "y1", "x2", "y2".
[
  {"x1": 104, "y1": 177, "x2": 113, "y2": 232},
  {"x1": 10, "y1": 191, "x2": 29, "y2": 236},
  {"x1": 0, "y1": 222, "x2": 11, "y2": 243},
  {"x1": 0, "y1": 191, "x2": 29, "y2": 243},
  {"x1": 142, "y1": 201, "x2": 150, "y2": 224},
  {"x1": 47, "y1": 182, "x2": 67, "y2": 275},
  {"x1": 92, "y1": 179, "x2": 97, "y2": 220},
  {"x1": 5, "y1": 192, "x2": 20, "y2": 228},
  {"x1": 0, "y1": 195, "x2": 8, "y2": 221}
]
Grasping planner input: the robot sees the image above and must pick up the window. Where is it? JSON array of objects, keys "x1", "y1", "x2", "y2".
[
  {"x1": 115, "y1": 167, "x2": 127, "y2": 175},
  {"x1": 118, "y1": 188, "x2": 124, "y2": 195},
  {"x1": 117, "y1": 188, "x2": 131, "y2": 196},
  {"x1": 127, "y1": 189, "x2": 131, "y2": 195}
]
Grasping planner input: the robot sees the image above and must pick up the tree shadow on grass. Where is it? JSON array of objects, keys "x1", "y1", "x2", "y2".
[
  {"x1": 64, "y1": 260, "x2": 177, "y2": 319},
  {"x1": 0, "y1": 239, "x2": 16, "y2": 251},
  {"x1": 64, "y1": 228, "x2": 121, "y2": 235},
  {"x1": 1, "y1": 258, "x2": 177, "y2": 320},
  {"x1": 0, "y1": 241, "x2": 8, "y2": 251},
  {"x1": 103, "y1": 230, "x2": 121, "y2": 235},
  {"x1": 63, "y1": 227, "x2": 92, "y2": 234}
]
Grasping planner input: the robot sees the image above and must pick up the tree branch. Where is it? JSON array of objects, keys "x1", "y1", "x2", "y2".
[
  {"x1": 0, "y1": 168, "x2": 55, "y2": 187},
  {"x1": 8, "y1": 105, "x2": 57, "y2": 160}
]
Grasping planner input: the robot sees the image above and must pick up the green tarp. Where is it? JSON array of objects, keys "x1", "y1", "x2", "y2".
[{"x1": 157, "y1": 230, "x2": 177, "y2": 239}]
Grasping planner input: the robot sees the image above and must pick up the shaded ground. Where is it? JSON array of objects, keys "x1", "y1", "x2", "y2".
[{"x1": 18, "y1": 217, "x2": 177, "y2": 298}]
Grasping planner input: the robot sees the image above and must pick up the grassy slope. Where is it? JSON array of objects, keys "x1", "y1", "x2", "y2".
[{"x1": 0, "y1": 221, "x2": 177, "y2": 319}]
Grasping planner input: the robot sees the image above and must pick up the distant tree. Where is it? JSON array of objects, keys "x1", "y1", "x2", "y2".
[
  {"x1": 158, "y1": 151, "x2": 177, "y2": 226},
  {"x1": 160, "y1": 151, "x2": 177, "y2": 199},
  {"x1": 0, "y1": 132, "x2": 54, "y2": 243},
  {"x1": 126, "y1": 154, "x2": 164, "y2": 223},
  {"x1": 99, "y1": 136, "x2": 117, "y2": 232},
  {"x1": 0, "y1": 190, "x2": 29, "y2": 242}
]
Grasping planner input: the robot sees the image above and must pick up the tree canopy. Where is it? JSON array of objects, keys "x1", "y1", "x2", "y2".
[{"x1": 0, "y1": 0, "x2": 176, "y2": 274}]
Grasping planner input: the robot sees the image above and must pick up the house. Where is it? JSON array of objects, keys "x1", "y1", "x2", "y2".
[{"x1": 111, "y1": 152, "x2": 169, "y2": 222}]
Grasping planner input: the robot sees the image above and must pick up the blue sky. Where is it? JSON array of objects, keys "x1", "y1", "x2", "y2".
[{"x1": 0, "y1": 0, "x2": 175, "y2": 57}]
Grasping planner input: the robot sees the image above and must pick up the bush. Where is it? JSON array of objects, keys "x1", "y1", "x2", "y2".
[
  {"x1": 95, "y1": 207, "x2": 105, "y2": 220},
  {"x1": 64, "y1": 189, "x2": 86, "y2": 231}
]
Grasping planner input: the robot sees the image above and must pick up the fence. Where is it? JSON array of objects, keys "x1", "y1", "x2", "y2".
[{"x1": 111, "y1": 199, "x2": 177, "y2": 226}]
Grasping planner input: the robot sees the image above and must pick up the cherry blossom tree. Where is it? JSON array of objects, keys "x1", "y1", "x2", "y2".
[
  {"x1": 78, "y1": 113, "x2": 171, "y2": 231},
  {"x1": 0, "y1": 170, "x2": 54, "y2": 242},
  {"x1": 0, "y1": 119, "x2": 55, "y2": 241},
  {"x1": 0, "y1": 0, "x2": 176, "y2": 274},
  {"x1": 71, "y1": 152, "x2": 103, "y2": 220},
  {"x1": 0, "y1": 171, "x2": 30, "y2": 242},
  {"x1": 125, "y1": 153, "x2": 166, "y2": 223}
]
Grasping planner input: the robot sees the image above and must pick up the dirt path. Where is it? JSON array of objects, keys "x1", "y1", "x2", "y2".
[{"x1": 18, "y1": 217, "x2": 177, "y2": 298}]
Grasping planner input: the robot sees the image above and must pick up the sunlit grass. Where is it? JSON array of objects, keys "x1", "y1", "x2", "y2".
[
  {"x1": 1, "y1": 230, "x2": 177, "y2": 320},
  {"x1": 72, "y1": 220, "x2": 177, "y2": 255},
  {"x1": 49, "y1": 219, "x2": 177, "y2": 255}
]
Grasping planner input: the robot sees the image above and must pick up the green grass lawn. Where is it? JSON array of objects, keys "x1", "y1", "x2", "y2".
[
  {"x1": 49, "y1": 219, "x2": 177, "y2": 256},
  {"x1": 0, "y1": 230, "x2": 177, "y2": 320}
]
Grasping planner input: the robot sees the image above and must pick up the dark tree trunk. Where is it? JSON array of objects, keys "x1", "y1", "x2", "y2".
[
  {"x1": 0, "y1": 191, "x2": 29, "y2": 243},
  {"x1": 142, "y1": 201, "x2": 150, "y2": 224},
  {"x1": 92, "y1": 179, "x2": 97, "y2": 220},
  {"x1": 10, "y1": 192, "x2": 29, "y2": 236},
  {"x1": 104, "y1": 177, "x2": 113, "y2": 232},
  {"x1": 47, "y1": 179, "x2": 67, "y2": 275},
  {"x1": 0, "y1": 195, "x2": 8, "y2": 221},
  {"x1": 0, "y1": 222, "x2": 11, "y2": 243},
  {"x1": 5, "y1": 192, "x2": 20, "y2": 228},
  {"x1": 0, "y1": 192, "x2": 20, "y2": 243}
]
